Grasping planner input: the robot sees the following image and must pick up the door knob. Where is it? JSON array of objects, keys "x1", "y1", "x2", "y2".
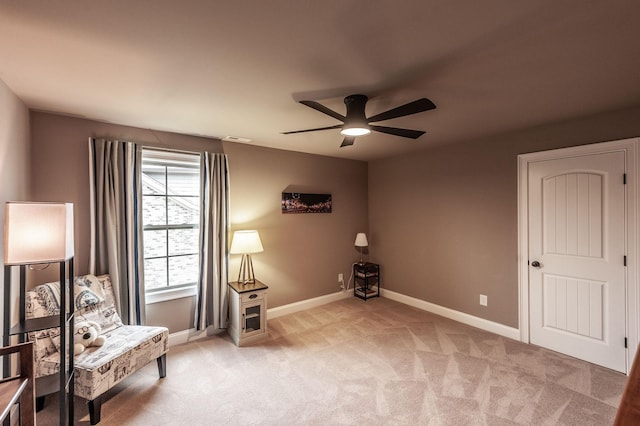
[{"x1": 531, "y1": 260, "x2": 541, "y2": 268}]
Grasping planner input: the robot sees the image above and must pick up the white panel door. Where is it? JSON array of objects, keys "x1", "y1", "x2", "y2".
[{"x1": 528, "y1": 151, "x2": 626, "y2": 372}]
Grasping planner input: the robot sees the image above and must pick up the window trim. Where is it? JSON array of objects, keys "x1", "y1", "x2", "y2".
[
  {"x1": 141, "y1": 148, "x2": 201, "y2": 303},
  {"x1": 145, "y1": 284, "x2": 198, "y2": 304}
]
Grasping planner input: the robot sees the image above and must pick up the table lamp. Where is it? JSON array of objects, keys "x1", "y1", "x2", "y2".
[
  {"x1": 354, "y1": 232, "x2": 368, "y2": 265},
  {"x1": 230, "y1": 230, "x2": 263, "y2": 284}
]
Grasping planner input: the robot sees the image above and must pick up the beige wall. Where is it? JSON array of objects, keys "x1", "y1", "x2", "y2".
[
  {"x1": 29, "y1": 104, "x2": 639, "y2": 334},
  {"x1": 369, "y1": 106, "x2": 640, "y2": 328},
  {"x1": 0, "y1": 78, "x2": 31, "y2": 337},
  {"x1": 29, "y1": 112, "x2": 368, "y2": 333},
  {"x1": 29, "y1": 112, "x2": 224, "y2": 332},
  {"x1": 222, "y1": 142, "x2": 369, "y2": 308},
  {"x1": 29, "y1": 111, "x2": 224, "y2": 276},
  {"x1": 0, "y1": 79, "x2": 30, "y2": 235}
]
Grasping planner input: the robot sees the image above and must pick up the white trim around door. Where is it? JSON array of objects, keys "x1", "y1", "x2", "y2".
[{"x1": 518, "y1": 137, "x2": 639, "y2": 374}]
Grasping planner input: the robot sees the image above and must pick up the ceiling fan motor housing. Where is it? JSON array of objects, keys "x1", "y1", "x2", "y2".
[
  {"x1": 344, "y1": 94, "x2": 368, "y2": 121},
  {"x1": 342, "y1": 94, "x2": 370, "y2": 134}
]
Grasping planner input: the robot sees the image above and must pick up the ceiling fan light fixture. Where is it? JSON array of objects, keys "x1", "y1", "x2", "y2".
[{"x1": 340, "y1": 125, "x2": 371, "y2": 137}]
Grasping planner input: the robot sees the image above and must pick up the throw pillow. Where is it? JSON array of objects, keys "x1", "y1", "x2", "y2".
[{"x1": 74, "y1": 274, "x2": 106, "y2": 309}]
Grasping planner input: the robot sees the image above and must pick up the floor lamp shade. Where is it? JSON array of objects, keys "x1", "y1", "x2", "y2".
[{"x1": 4, "y1": 202, "x2": 75, "y2": 265}]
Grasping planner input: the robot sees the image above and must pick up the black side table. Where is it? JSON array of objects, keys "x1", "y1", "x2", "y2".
[{"x1": 354, "y1": 262, "x2": 380, "y2": 300}]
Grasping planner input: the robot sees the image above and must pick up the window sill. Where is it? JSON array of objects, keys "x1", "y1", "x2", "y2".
[{"x1": 146, "y1": 285, "x2": 197, "y2": 304}]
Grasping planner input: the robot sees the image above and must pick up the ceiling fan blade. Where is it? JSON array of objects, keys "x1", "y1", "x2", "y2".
[
  {"x1": 340, "y1": 136, "x2": 356, "y2": 147},
  {"x1": 282, "y1": 124, "x2": 342, "y2": 135},
  {"x1": 370, "y1": 125, "x2": 425, "y2": 139},
  {"x1": 367, "y1": 98, "x2": 436, "y2": 123},
  {"x1": 300, "y1": 100, "x2": 346, "y2": 122}
]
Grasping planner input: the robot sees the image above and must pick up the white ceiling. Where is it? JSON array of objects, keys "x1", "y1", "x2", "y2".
[{"x1": 1, "y1": 1, "x2": 639, "y2": 161}]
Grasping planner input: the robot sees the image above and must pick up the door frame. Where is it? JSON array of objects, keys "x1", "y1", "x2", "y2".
[{"x1": 517, "y1": 137, "x2": 639, "y2": 373}]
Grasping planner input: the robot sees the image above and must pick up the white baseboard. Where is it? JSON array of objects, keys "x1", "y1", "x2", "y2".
[
  {"x1": 381, "y1": 289, "x2": 521, "y2": 340},
  {"x1": 168, "y1": 326, "x2": 225, "y2": 347},
  {"x1": 267, "y1": 290, "x2": 351, "y2": 319},
  {"x1": 167, "y1": 291, "x2": 351, "y2": 346},
  {"x1": 168, "y1": 288, "x2": 520, "y2": 346}
]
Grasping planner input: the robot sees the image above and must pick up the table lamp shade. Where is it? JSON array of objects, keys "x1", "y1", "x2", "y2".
[
  {"x1": 230, "y1": 230, "x2": 264, "y2": 254},
  {"x1": 4, "y1": 202, "x2": 74, "y2": 265},
  {"x1": 354, "y1": 233, "x2": 368, "y2": 247},
  {"x1": 230, "y1": 230, "x2": 263, "y2": 284}
]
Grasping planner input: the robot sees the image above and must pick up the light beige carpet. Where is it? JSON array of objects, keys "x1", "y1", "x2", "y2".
[{"x1": 37, "y1": 297, "x2": 627, "y2": 425}]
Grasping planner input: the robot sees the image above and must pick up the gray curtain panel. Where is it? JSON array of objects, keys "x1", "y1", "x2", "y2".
[
  {"x1": 195, "y1": 152, "x2": 230, "y2": 331},
  {"x1": 88, "y1": 138, "x2": 146, "y2": 325}
]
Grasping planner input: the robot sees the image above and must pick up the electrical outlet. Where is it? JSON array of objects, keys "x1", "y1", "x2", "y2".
[
  {"x1": 480, "y1": 294, "x2": 488, "y2": 306},
  {"x1": 338, "y1": 273, "x2": 344, "y2": 282}
]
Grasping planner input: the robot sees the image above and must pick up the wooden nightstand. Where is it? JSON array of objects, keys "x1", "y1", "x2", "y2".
[{"x1": 228, "y1": 280, "x2": 268, "y2": 346}]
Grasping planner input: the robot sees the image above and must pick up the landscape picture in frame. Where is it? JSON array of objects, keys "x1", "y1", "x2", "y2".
[{"x1": 282, "y1": 192, "x2": 332, "y2": 214}]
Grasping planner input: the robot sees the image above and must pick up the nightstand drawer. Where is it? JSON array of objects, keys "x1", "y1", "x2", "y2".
[{"x1": 240, "y1": 290, "x2": 265, "y2": 303}]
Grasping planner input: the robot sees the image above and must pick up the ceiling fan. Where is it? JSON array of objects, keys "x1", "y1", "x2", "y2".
[{"x1": 283, "y1": 94, "x2": 436, "y2": 147}]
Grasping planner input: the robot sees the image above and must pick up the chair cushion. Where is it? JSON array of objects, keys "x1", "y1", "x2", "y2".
[
  {"x1": 36, "y1": 325, "x2": 169, "y2": 400},
  {"x1": 75, "y1": 325, "x2": 168, "y2": 400}
]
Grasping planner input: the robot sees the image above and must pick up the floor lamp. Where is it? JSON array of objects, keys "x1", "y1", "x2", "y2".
[{"x1": 4, "y1": 201, "x2": 75, "y2": 425}]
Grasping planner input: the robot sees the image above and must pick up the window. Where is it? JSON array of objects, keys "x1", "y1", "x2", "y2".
[{"x1": 141, "y1": 149, "x2": 201, "y2": 302}]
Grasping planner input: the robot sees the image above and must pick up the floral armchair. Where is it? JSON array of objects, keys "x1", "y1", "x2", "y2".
[{"x1": 26, "y1": 274, "x2": 168, "y2": 424}]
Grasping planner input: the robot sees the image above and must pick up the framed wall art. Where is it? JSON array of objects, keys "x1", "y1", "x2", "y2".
[{"x1": 281, "y1": 192, "x2": 332, "y2": 214}]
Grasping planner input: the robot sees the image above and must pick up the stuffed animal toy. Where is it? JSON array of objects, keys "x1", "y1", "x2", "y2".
[{"x1": 74, "y1": 320, "x2": 106, "y2": 355}]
